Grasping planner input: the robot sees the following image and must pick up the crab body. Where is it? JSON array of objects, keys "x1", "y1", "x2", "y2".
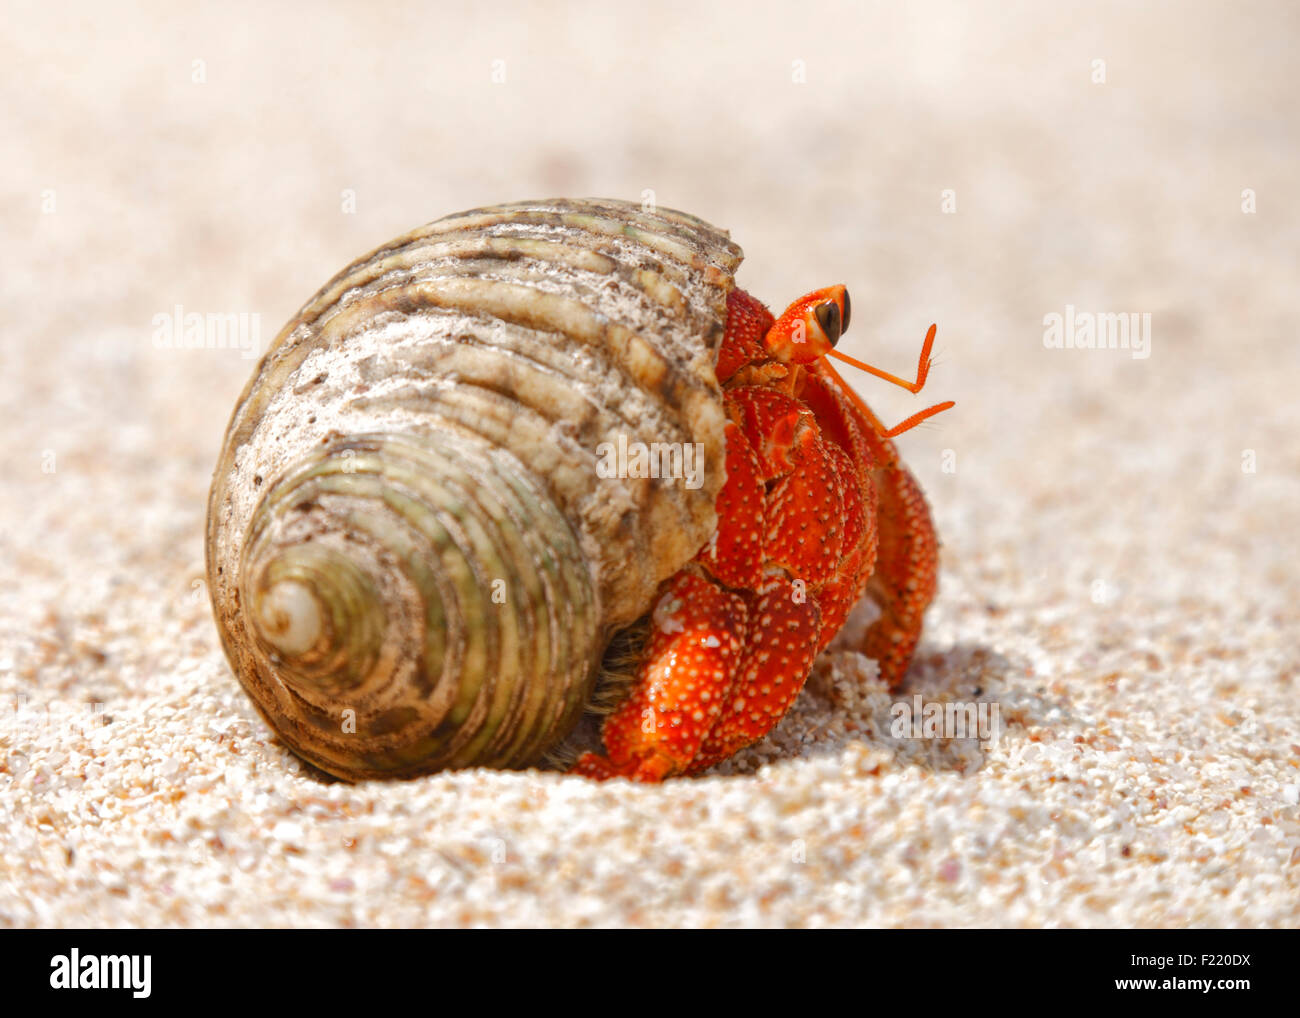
[{"x1": 574, "y1": 286, "x2": 950, "y2": 781}]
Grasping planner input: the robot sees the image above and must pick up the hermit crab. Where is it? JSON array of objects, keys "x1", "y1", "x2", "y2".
[{"x1": 205, "y1": 198, "x2": 953, "y2": 782}]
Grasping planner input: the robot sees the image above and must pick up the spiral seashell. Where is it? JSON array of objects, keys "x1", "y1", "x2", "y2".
[{"x1": 206, "y1": 199, "x2": 743, "y2": 779}]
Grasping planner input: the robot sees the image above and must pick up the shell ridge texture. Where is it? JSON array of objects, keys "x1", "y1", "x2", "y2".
[{"x1": 206, "y1": 198, "x2": 742, "y2": 779}]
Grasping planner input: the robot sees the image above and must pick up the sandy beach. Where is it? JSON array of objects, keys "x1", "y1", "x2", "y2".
[{"x1": 1, "y1": 0, "x2": 1297, "y2": 926}]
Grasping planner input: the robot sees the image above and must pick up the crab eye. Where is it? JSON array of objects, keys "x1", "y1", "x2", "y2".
[
  {"x1": 814, "y1": 301, "x2": 842, "y2": 346},
  {"x1": 840, "y1": 289, "x2": 851, "y2": 334}
]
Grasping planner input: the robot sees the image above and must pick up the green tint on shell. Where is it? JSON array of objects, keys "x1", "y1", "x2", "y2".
[{"x1": 239, "y1": 434, "x2": 600, "y2": 774}]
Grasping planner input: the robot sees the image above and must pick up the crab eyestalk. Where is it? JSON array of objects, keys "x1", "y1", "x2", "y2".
[{"x1": 762, "y1": 284, "x2": 850, "y2": 363}]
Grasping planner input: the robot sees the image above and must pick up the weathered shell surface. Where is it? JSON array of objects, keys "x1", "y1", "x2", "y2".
[{"x1": 206, "y1": 199, "x2": 743, "y2": 779}]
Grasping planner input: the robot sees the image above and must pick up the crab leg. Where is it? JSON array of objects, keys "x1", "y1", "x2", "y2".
[
  {"x1": 808, "y1": 328, "x2": 947, "y2": 687},
  {"x1": 571, "y1": 571, "x2": 749, "y2": 781},
  {"x1": 811, "y1": 358, "x2": 940, "y2": 688},
  {"x1": 858, "y1": 455, "x2": 940, "y2": 688},
  {"x1": 573, "y1": 394, "x2": 838, "y2": 780},
  {"x1": 688, "y1": 580, "x2": 821, "y2": 772}
]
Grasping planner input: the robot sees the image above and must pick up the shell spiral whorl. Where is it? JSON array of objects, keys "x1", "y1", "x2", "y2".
[{"x1": 206, "y1": 199, "x2": 743, "y2": 779}]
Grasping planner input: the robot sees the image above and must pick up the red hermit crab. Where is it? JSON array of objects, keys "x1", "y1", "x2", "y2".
[
  {"x1": 206, "y1": 199, "x2": 952, "y2": 783},
  {"x1": 572, "y1": 285, "x2": 952, "y2": 780}
]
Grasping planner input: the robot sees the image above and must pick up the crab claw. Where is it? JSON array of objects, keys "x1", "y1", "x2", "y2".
[{"x1": 573, "y1": 572, "x2": 749, "y2": 782}]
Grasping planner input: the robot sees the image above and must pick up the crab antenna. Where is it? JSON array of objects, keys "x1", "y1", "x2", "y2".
[
  {"x1": 816, "y1": 323, "x2": 954, "y2": 439},
  {"x1": 827, "y1": 323, "x2": 938, "y2": 394}
]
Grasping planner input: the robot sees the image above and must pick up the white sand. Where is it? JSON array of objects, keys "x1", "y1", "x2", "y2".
[{"x1": 2, "y1": 1, "x2": 1297, "y2": 927}]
